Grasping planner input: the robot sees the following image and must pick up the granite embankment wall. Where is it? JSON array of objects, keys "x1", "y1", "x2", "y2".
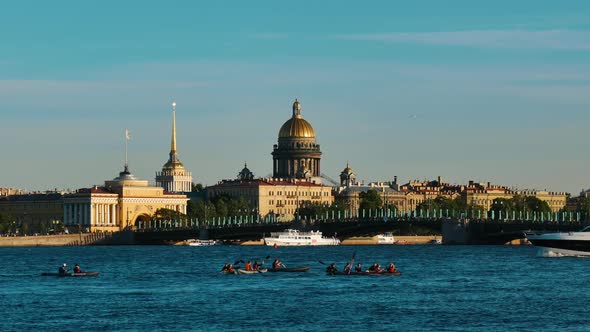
[
  {"x1": 342, "y1": 235, "x2": 440, "y2": 245},
  {"x1": 0, "y1": 231, "x2": 135, "y2": 247}
]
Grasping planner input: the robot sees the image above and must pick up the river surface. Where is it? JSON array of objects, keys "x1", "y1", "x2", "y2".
[{"x1": 1, "y1": 245, "x2": 588, "y2": 331}]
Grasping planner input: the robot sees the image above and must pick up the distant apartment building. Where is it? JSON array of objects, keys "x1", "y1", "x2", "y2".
[
  {"x1": 206, "y1": 164, "x2": 333, "y2": 222},
  {"x1": 0, "y1": 193, "x2": 63, "y2": 233},
  {"x1": 335, "y1": 164, "x2": 408, "y2": 213},
  {"x1": 0, "y1": 188, "x2": 25, "y2": 197}
]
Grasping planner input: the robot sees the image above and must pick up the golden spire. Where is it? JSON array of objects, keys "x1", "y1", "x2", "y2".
[
  {"x1": 170, "y1": 102, "x2": 178, "y2": 161},
  {"x1": 292, "y1": 98, "x2": 302, "y2": 118}
]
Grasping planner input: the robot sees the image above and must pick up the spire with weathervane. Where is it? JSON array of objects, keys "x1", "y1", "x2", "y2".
[
  {"x1": 155, "y1": 102, "x2": 193, "y2": 193},
  {"x1": 170, "y1": 102, "x2": 179, "y2": 163}
]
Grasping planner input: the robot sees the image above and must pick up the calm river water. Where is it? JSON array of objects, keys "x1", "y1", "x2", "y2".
[{"x1": 1, "y1": 245, "x2": 588, "y2": 331}]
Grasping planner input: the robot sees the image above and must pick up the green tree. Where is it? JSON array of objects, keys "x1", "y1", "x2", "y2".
[
  {"x1": 192, "y1": 201, "x2": 217, "y2": 220},
  {"x1": 416, "y1": 197, "x2": 460, "y2": 213},
  {"x1": 522, "y1": 196, "x2": 552, "y2": 214},
  {"x1": 455, "y1": 196, "x2": 486, "y2": 218},
  {"x1": 191, "y1": 183, "x2": 204, "y2": 192},
  {"x1": 186, "y1": 200, "x2": 198, "y2": 218},
  {"x1": 489, "y1": 198, "x2": 516, "y2": 219},
  {"x1": 0, "y1": 212, "x2": 13, "y2": 234},
  {"x1": 152, "y1": 208, "x2": 184, "y2": 221},
  {"x1": 359, "y1": 190, "x2": 383, "y2": 211},
  {"x1": 297, "y1": 201, "x2": 350, "y2": 219}
]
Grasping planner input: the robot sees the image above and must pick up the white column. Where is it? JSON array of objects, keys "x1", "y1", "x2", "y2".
[
  {"x1": 83, "y1": 204, "x2": 87, "y2": 226},
  {"x1": 114, "y1": 204, "x2": 119, "y2": 226},
  {"x1": 90, "y1": 204, "x2": 94, "y2": 226},
  {"x1": 62, "y1": 203, "x2": 67, "y2": 226},
  {"x1": 106, "y1": 204, "x2": 110, "y2": 224},
  {"x1": 97, "y1": 204, "x2": 101, "y2": 224}
]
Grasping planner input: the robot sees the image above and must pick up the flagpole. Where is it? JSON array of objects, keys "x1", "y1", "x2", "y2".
[
  {"x1": 125, "y1": 129, "x2": 128, "y2": 169},
  {"x1": 125, "y1": 128, "x2": 130, "y2": 170}
]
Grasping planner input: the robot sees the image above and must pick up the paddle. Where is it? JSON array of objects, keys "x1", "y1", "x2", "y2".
[{"x1": 347, "y1": 251, "x2": 357, "y2": 275}]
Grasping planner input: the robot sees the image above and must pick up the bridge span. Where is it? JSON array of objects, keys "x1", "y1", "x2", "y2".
[{"x1": 128, "y1": 216, "x2": 589, "y2": 245}]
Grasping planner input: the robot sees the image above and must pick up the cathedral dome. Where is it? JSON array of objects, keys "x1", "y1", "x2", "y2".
[{"x1": 278, "y1": 99, "x2": 316, "y2": 139}]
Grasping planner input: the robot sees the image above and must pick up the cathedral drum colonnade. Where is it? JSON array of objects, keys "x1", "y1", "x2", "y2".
[{"x1": 272, "y1": 99, "x2": 322, "y2": 183}]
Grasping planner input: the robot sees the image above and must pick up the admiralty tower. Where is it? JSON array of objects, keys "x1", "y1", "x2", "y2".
[
  {"x1": 272, "y1": 99, "x2": 322, "y2": 183},
  {"x1": 155, "y1": 102, "x2": 193, "y2": 193}
]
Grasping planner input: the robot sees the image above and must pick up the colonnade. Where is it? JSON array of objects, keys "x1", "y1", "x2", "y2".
[
  {"x1": 273, "y1": 158, "x2": 321, "y2": 178},
  {"x1": 63, "y1": 202, "x2": 119, "y2": 226}
]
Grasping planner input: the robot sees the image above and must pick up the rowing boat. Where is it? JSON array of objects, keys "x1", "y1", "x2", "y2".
[
  {"x1": 267, "y1": 266, "x2": 310, "y2": 273},
  {"x1": 327, "y1": 271, "x2": 401, "y2": 276},
  {"x1": 237, "y1": 268, "x2": 268, "y2": 274},
  {"x1": 41, "y1": 272, "x2": 100, "y2": 277}
]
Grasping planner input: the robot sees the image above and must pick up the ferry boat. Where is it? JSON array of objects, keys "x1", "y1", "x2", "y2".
[
  {"x1": 263, "y1": 229, "x2": 340, "y2": 246},
  {"x1": 376, "y1": 233, "x2": 395, "y2": 244},
  {"x1": 526, "y1": 226, "x2": 590, "y2": 257},
  {"x1": 187, "y1": 239, "x2": 222, "y2": 246}
]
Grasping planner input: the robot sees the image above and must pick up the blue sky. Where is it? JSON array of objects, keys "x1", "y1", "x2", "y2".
[{"x1": 1, "y1": 1, "x2": 589, "y2": 194}]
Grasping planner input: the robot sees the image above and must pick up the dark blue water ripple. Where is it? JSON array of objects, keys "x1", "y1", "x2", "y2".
[{"x1": 0, "y1": 245, "x2": 589, "y2": 331}]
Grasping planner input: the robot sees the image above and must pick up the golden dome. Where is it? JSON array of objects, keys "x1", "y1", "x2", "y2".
[{"x1": 278, "y1": 99, "x2": 316, "y2": 138}]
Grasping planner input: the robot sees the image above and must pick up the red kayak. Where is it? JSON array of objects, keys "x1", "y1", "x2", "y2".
[
  {"x1": 41, "y1": 272, "x2": 100, "y2": 277},
  {"x1": 327, "y1": 271, "x2": 401, "y2": 276}
]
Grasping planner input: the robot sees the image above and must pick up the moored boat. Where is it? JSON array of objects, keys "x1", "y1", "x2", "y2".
[
  {"x1": 264, "y1": 229, "x2": 340, "y2": 246},
  {"x1": 41, "y1": 272, "x2": 100, "y2": 277},
  {"x1": 377, "y1": 233, "x2": 395, "y2": 244},
  {"x1": 267, "y1": 266, "x2": 310, "y2": 272},
  {"x1": 526, "y1": 226, "x2": 590, "y2": 257},
  {"x1": 187, "y1": 239, "x2": 222, "y2": 246},
  {"x1": 327, "y1": 271, "x2": 401, "y2": 276}
]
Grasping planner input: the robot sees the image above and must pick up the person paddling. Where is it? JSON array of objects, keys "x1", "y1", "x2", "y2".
[
  {"x1": 220, "y1": 263, "x2": 230, "y2": 272},
  {"x1": 387, "y1": 263, "x2": 397, "y2": 273},
  {"x1": 252, "y1": 261, "x2": 260, "y2": 271},
  {"x1": 244, "y1": 261, "x2": 252, "y2": 271},
  {"x1": 227, "y1": 264, "x2": 235, "y2": 274},
  {"x1": 73, "y1": 263, "x2": 82, "y2": 273},
  {"x1": 326, "y1": 263, "x2": 338, "y2": 274},
  {"x1": 343, "y1": 262, "x2": 352, "y2": 274},
  {"x1": 58, "y1": 263, "x2": 68, "y2": 275},
  {"x1": 272, "y1": 258, "x2": 284, "y2": 269},
  {"x1": 355, "y1": 263, "x2": 363, "y2": 273}
]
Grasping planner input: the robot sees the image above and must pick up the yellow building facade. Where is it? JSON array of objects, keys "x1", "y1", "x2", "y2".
[
  {"x1": 63, "y1": 167, "x2": 188, "y2": 232},
  {"x1": 0, "y1": 193, "x2": 63, "y2": 234},
  {"x1": 207, "y1": 172, "x2": 333, "y2": 222}
]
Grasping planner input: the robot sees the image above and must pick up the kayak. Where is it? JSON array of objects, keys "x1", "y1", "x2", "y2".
[
  {"x1": 237, "y1": 268, "x2": 268, "y2": 274},
  {"x1": 267, "y1": 266, "x2": 310, "y2": 273},
  {"x1": 327, "y1": 271, "x2": 401, "y2": 276},
  {"x1": 41, "y1": 272, "x2": 100, "y2": 277}
]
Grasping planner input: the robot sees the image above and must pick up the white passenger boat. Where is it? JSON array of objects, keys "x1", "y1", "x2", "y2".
[
  {"x1": 263, "y1": 229, "x2": 340, "y2": 246},
  {"x1": 376, "y1": 233, "x2": 395, "y2": 244},
  {"x1": 187, "y1": 239, "x2": 221, "y2": 246},
  {"x1": 526, "y1": 226, "x2": 590, "y2": 257}
]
